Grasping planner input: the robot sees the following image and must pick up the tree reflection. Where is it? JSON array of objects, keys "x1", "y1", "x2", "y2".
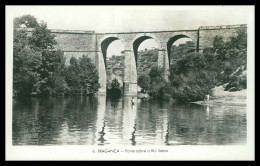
[
  {"x1": 130, "y1": 123, "x2": 137, "y2": 145},
  {"x1": 122, "y1": 96, "x2": 137, "y2": 145},
  {"x1": 95, "y1": 95, "x2": 107, "y2": 145}
]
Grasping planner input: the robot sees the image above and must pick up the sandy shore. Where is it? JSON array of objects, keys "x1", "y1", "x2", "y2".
[{"x1": 191, "y1": 85, "x2": 247, "y2": 107}]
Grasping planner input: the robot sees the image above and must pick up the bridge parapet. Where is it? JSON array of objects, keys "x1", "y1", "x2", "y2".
[
  {"x1": 199, "y1": 24, "x2": 247, "y2": 30},
  {"x1": 17, "y1": 27, "x2": 95, "y2": 34}
]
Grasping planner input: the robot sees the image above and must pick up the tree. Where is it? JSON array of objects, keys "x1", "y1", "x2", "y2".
[
  {"x1": 65, "y1": 55, "x2": 100, "y2": 95},
  {"x1": 107, "y1": 78, "x2": 121, "y2": 97},
  {"x1": 13, "y1": 15, "x2": 70, "y2": 96},
  {"x1": 14, "y1": 15, "x2": 39, "y2": 28},
  {"x1": 13, "y1": 16, "x2": 43, "y2": 96},
  {"x1": 64, "y1": 57, "x2": 81, "y2": 94},
  {"x1": 148, "y1": 66, "x2": 170, "y2": 100},
  {"x1": 170, "y1": 41, "x2": 195, "y2": 60},
  {"x1": 13, "y1": 46, "x2": 42, "y2": 96},
  {"x1": 13, "y1": 29, "x2": 29, "y2": 54},
  {"x1": 212, "y1": 28, "x2": 247, "y2": 85},
  {"x1": 169, "y1": 52, "x2": 219, "y2": 102},
  {"x1": 78, "y1": 55, "x2": 100, "y2": 95},
  {"x1": 213, "y1": 35, "x2": 225, "y2": 49},
  {"x1": 137, "y1": 74, "x2": 150, "y2": 93},
  {"x1": 111, "y1": 78, "x2": 120, "y2": 89},
  {"x1": 149, "y1": 66, "x2": 164, "y2": 83},
  {"x1": 13, "y1": 15, "x2": 57, "y2": 54},
  {"x1": 225, "y1": 28, "x2": 247, "y2": 50},
  {"x1": 28, "y1": 22, "x2": 57, "y2": 51},
  {"x1": 40, "y1": 50, "x2": 65, "y2": 78},
  {"x1": 39, "y1": 50, "x2": 68, "y2": 95}
]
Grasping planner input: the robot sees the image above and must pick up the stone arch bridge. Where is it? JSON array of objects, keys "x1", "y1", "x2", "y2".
[{"x1": 24, "y1": 24, "x2": 246, "y2": 96}]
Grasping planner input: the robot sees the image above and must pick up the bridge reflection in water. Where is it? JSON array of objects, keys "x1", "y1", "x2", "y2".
[
  {"x1": 12, "y1": 96, "x2": 247, "y2": 145},
  {"x1": 94, "y1": 97, "x2": 171, "y2": 146}
]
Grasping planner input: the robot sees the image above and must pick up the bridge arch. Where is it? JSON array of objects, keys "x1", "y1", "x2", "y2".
[
  {"x1": 97, "y1": 36, "x2": 126, "y2": 94},
  {"x1": 101, "y1": 37, "x2": 122, "y2": 67},
  {"x1": 166, "y1": 34, "x2": 195, "y2": 66},
  {"x1": 131, "y1": 34, "x2": 160, "y2": 68}
]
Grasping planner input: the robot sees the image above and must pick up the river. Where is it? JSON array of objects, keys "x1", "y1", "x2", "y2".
[{"x1": 12, "y1": 96, "x2": 247, "y2": 145}]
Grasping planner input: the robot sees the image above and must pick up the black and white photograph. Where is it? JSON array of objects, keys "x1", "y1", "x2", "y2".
[{"x1": 5, "y1": 5, "x2": 255, "y2": 160}]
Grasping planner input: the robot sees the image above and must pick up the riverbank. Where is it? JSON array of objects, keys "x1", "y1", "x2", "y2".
[{"x1": 191, "y1": 85, "x2": 247, "y2": 107}]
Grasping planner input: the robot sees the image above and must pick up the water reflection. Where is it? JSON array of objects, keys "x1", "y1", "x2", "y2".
[
  {"x1": 122, "y1": 96, "x2": 137, "y2": 145},
  {"x1": 12, "y1": 96, "x2": 247, "y2": 145},
  {"x1": 95, "y1": 96, "x2": 106, "y2": 145}
]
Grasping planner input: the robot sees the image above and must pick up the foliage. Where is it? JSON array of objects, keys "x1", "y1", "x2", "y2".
[
  {"x1": 166, "y1": 28, "x2": 247, "y2": 102},
  {"x1": 14, "y1": 15, "x2": 39, "y2": 28},
  {"x1": 65, "y1": 56, "x2": 100, "y2": 95},
  {"x1": 13, "y1": 29, "x2": 29, "y2": 54},
  {"x1": 147, "y1": 67, "x2": 171, "y2": 100},
  {"x1": 224, "y1": 66, "x2": 247, "y2": 91},
  {"x1": 39, "y1": 50, "x2": 65, "y2": 78},
  {"x1": 212, "y1": 28, "x2": 247, "y2": 85},
  {"x1": 170, "y1": 41, "x2": 195, "y2": 60},
  {"x1": 107, "y1": 78, "x2": 121, "y2": 96},
  {"x1": 149, "y1": 79, "x2": 170, "y2": 100},
  {"x1": 28, "y1": 22, "x2": 57, "y2": 51},
  {"x1": 13, "y1": 46, "x2": 42, "y2": 96},
  {"x1": 148, "y1": 66, "x2": 164, "y2": 83},
  {"x1": 64, "y1": 57, "x2": 80, "y2": 94},
  {"x1": 111, "y1": 78, "x2": 120, "y2": 89},
  {"x1": 38, "y1": 50, "x2": 68, "y2": 96},
  {"x1": 169, "y1": 52, "x2": 219, "y2": 102},
  {"x1": 13, "y1": 16, "x2": 43, "y2": 96},
  {"x1": 78, "y1": 55, "x2": 100, "y2": 95},
  {"x1": 13, "y1": 15, "x2": 100, "y2": 96},
  {"x1": 137, "y1": 74, "x2": 150, "y2": 93},
  {"x1": 106, "y1": 79, "x2": 112, "y2": 89},
  {"x1": 225, "y1": 28, "x2": 247, "y2": 50}
]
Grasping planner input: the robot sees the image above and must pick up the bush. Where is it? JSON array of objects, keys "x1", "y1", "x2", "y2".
[
  {"x1": 224, "y1": 67, "x2": 247, "y2": 91},
  {"x1": 137, "y1": 74, "x2": 150, "y2": 93},
  {"x1": 111, "y1": 78, "x2": 120, "y2": 89},
  {"x1": 149, "y1": 80, "x2": 172, "y2": 101},
  {"x1": 107, "y1": 78, "x2": 121, "y2": 97},
  {"x1": 147, "y1": 67, "x2": 171, "y2": 100},
  {"x1": 169, "y1": 53, "x2": 218, "y2": 102}
]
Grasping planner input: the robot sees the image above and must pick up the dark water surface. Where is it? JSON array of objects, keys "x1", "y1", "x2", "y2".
[{"x1": 12, "y1": 96, "x2": 247, "y2": 145}]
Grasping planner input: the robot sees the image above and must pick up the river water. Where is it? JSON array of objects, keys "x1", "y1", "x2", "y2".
[{"x1": 12, "y1": 96, "x2": 247, "y2": 145}]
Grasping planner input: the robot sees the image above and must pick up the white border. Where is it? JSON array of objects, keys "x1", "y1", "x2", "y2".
[{"x1": 5, "y1": 5, "x2": 255, "y2": 161}]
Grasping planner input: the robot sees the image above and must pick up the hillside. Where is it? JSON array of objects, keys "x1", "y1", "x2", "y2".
[
  {"x1": 106, "y1": 55, "x2": 124, "y2": 88},
  {"x1": 137, "y1": 49, "x2": 158, "y2": 77},
  {"x1": 192, "y1": 62, "x2": 247, "y2": 106}
]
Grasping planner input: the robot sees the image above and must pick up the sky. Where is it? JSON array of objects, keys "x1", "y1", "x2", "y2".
[{"x1": 7, "y1": 6, "x2": 250, "y2": 57}]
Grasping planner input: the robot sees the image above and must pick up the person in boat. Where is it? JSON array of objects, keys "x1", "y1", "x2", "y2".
[
  {"x1": 205, "y1": 94, "x2": 210, "y2": 104},
  {"x1": 131, "y1": 96, "x2": 135, "y2": 105},
  {"x1": 206, "y1": 94, "x2": 210, "y2": 101}
]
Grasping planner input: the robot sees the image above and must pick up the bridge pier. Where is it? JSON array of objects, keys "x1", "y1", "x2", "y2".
[
  {"x1": 95, "y1": 51, "x2": 107, "y2": 96},
  {"x1": 158, "y1": 49, "x2": 169, "y2": 81},
  {"x1": 123, "y1": 50, "x2": 137, "y2": 96}
]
